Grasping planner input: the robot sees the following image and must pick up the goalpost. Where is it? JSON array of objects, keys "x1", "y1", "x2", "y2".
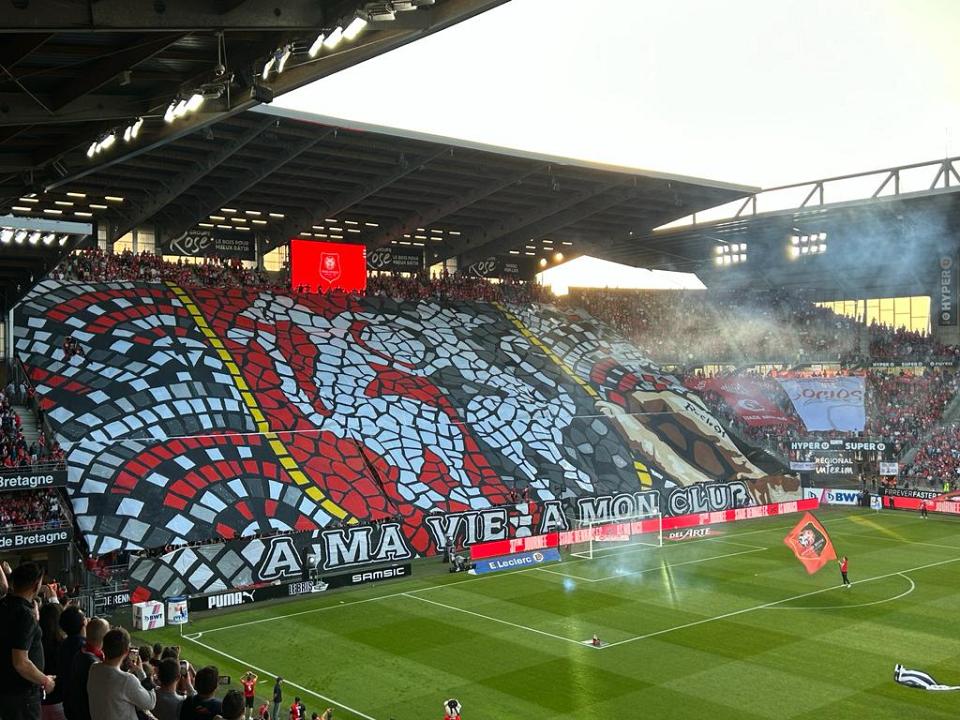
[{"x1": 565, "y1": 511, "x2": 663, "y2": 560}]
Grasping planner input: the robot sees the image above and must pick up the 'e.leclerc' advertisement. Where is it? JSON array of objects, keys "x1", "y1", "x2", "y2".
[{"x1": 471, "y1": 548, "x2": 562, "y2": 575}]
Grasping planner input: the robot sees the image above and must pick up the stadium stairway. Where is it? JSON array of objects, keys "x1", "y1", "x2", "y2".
[
  {"x1": 13, "y1": 404, "x2": 40, "y2": 447},
  {"x1": 899, "y1": 389, "x2": 960, "y2": 467}
]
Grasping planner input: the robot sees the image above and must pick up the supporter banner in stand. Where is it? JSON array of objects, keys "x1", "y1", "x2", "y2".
[
  {"x1": 463, "y1": 256, "x2": 537, "y2": 280},
  {"x1": 879, "y1": 462, "x2": 899, "y2": 476},
  {"x1": 787, "y1": 439, "x2": 891, "y2": 455},
  {"x1": 776, "y1": 377, "x2": 866, "y2": 432},
  {"x1": 937, "y1": 255, "x2": 957, "y2": 326},
  {"x1": 130, "y1": 480, "x2": 794, "y2": 599},
  {"x1": 0, "y1": 469, "x2": 67, "y2": 492},
  {"x1": 870, "y1": 359, "x2": 956, "y2": 369},
  {"x1": 684, "y1": 377, "x2": 795, "y2": 427},
  {"x1": 883, "y1": 487, "x2": 941, "y2": 500},
  {"x1": 0, "y1": 526, "x2": 72, "y2": 551},
  {"x1": 159, "y1": 230, "x2": 256, "y2": 260},
  {"x1": 366, "y1": 247, "x2": 423, "y2": 273}
]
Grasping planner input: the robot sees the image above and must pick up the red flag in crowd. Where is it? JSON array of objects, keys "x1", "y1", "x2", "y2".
[{"x1": 783, "y1": 512, "x2": 837, "y2": 574}]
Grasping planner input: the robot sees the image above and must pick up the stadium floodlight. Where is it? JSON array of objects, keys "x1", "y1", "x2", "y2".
[
  {"x1": 262, "y1": 55, "x2": 277, "y2": 80},
  {"x1": 99, "y1": 133, "x2": 116, "y2": 151},
  {"x1": 58, "y1": 234, "x2": 69, "y2": 245},
  {"x1": 0, "y1": 229, "x2": 11, "y2": 243},
  {"x1": 173, "y1": 98, "x2": 189, "y2": 118},
  {"x1": 344, "y1": 15, "x2": 369, "y2": 40},
  {"x1": 715, "y1": 246, "x2": 723, "y2": 255},
  {"x1": 818, "y1": 232, "x2": 827, "y2": 241},
  {"x1": 42, "y1": 233, "x2": 56, "y2": 245},
  {"x1": 714, "y1": 256, "x2": 723, "y2": 265},
  {"x1": 86, "y1": 142, "x2": 97, "y2": 158},
  {"x1": 13, "y1": 230, "x2": 26, "y2": 243},
  {"x1": 789, "y1": 246, "x2": 800, "y2": 259},
  {"x1": 539, "y1": 258, "x2": 548, "y2": 267},
  {"x1": 163, "y1": 100, "x2": 177, "y2": 123},
  {"x1": 800, "y1": 246, "x2": 809, "y2": 255},
  {"x1": 323, "y1": 26, "x2": 344, "y2": 49},
  {"x1": 739, "y1": 254, "x2": 746, "y2": 262},
  {"x1": 185, "y1": 93, "x2": 205, "y2": 113},
  {"x1": 308, "y1": 33, "x2": 325, "y2": 57},
  {"x1": 790, "y1": 235, "x2": 799, "y2": 245},
  {"x1": 554, "y1": 252, "x2": 564, "y2": 262},
  {"x1": 818, "y1": 243, "x2": 827, "y2": 253},
  {"x1": 276, "y1": 46, "x2": 293, "y2": 74}
]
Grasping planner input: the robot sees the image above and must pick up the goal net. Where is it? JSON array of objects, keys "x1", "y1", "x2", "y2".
[{"x1": 563, "y1": 512, "x2": 662, "y2": 560}]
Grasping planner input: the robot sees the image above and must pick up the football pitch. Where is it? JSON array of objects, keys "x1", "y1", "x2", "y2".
[{"x1": 142, "y1": 508, "x2": 960, "y2": 719}]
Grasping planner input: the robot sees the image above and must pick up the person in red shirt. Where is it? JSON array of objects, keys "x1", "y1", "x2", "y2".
[
  {"x1": 920, "y1": 499, "x2": 929, "y2": 519},
  {"x1": 289, "y1": 697, "x2": 304, "y2": 720},
  {"x1": 242, "y1": 671, "x2": 258, "y2": 719},
  {"x1": 256, "y1": 702, "x2": 269, "y2": 720},
  {"x1": 839, "y1": 555, "x2": 851, "y2": 588}
]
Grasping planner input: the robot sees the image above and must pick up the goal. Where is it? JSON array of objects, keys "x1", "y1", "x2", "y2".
[{"x1": 564, "y1": 512, "x2": 662, "y2": 560}]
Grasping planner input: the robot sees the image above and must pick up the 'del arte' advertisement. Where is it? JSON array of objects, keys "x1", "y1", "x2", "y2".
[{"x1": 130, "y1": 482, "x2": 757, "y2": 600}]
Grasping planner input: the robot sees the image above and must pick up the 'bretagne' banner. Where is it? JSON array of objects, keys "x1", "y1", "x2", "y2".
[{"x1": 776, "y1": 376, "x2": 866, "y2": 431}]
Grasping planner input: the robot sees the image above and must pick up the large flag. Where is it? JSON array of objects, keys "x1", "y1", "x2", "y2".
[
  {"x1": 783, "y1": 512, "x2": 836, "y2": 574},
  {"x1": 894, "y1": 664, "x2": 960, "y2": 691}
]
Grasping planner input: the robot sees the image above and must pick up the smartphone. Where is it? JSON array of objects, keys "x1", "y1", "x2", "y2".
[
  {"x1": 180, "y1": 661, "x2": 187, "y2": 672},
  {"x1": 218, "y1": 675, "x2": 231, "y2": 686}
]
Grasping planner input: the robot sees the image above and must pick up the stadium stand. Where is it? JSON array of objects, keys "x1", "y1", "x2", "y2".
[{"x1": 14, "y1": 277, "x2": 796, "y2": 563}]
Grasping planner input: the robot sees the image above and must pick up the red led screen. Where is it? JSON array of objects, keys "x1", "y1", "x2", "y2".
[{"x1": 290, "y1": 240, "x2": 367, "y2": 294}]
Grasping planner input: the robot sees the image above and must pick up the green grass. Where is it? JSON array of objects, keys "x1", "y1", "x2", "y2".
[{"x1": 141, "y1": 508, "x2": 960, "y2": 719}]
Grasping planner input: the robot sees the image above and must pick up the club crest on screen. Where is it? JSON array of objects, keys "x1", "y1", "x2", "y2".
[{"x1": 320, "y1": 252, "x2": 341, "y2": 283}]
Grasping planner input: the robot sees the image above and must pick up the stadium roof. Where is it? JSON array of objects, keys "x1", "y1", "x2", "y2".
[
  {"x1": 0, "y1": 0, "x2": 506, "y2": 309},
  {"x1": 5, "y1": 104, "x2": 755, "y2": 271}
]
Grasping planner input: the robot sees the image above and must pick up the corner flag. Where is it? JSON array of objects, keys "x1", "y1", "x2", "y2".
[{"x1": 783, "y1": 512, "x2": 836, "y2": 574}]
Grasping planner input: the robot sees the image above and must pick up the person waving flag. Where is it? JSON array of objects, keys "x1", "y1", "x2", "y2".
[{"x1": 783, "y1": 512, "x2": 837, "y2": 574}]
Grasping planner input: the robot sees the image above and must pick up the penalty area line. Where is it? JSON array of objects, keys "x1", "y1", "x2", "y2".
[
  {"x1": 602, "y1": 554, "x2": 960, "y2": 649},
  {"x1": 183, "y1": 633, "x2": 378, "y2": 720},
  {"x1": 401, "y1": 592, "x2": 587, "y2": 648}
]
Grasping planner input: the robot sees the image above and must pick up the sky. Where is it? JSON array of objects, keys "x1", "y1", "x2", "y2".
[
  {"x1": 277, "y1": 0, "x2": 960, "y2": 289},
  {"x1": 277, "y1": 0, "x2": 960, "y2": 190}
]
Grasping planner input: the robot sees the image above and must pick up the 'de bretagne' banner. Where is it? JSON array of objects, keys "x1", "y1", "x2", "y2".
[{"x1": 783, "y1": 512, "x2": 836, "y2": 574}]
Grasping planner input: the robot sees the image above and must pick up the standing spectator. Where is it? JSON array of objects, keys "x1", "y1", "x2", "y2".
[
  {"x1": 270, "y1": 678, "x2": 282, "y2": 720},
  {"x1": 64, "y1": 618, "x2": 107, "y2": 720},
  {"x1": 56, "y1": 606, "x2": 87, "y2": 719},
  {"x1": 86, "y1": 628, "x2": 155, "y2": 720},
  {"x1": 153, "y1": 658, "x2": 194, "y2": 720},
  {"x1": 39, "y1": 603, "x2": 65, "y2": 720},
  {"x1": 179, "y1": 666, "x2": 222, "y2": 720},
  {"x1": 0, "y1": 562, "x2": 56, "y2": 720},
  {"x1": 216, "y1": 690, "x2": 244, "y2": 720}
]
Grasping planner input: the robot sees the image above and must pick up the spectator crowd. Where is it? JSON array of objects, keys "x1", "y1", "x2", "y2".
[
  {"x1": 0, "y1": 489, "x2": 66, "y2": 532},
  {"x1": 0, "y1": 560, "x2": 337, "y2": 720},
  {"x1": 567, "y1": 287, "x2": 862, "y2": 364}
]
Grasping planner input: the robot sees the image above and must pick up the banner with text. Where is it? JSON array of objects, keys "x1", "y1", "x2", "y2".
[
  {"x1": 160, "y1": 230, "x2": 256, "y2": 260},
  {"x1": 937, "y1": 255, "x2": 957, "y2": 327},
  {"x1": 0, "y1": 526, "x2": 72, "y2": 551},
  {"x1": 776, "y1": 376, "x2": 866, "y2": 431},
  {"x1": 685, "y1": 376, "x2": 796, "y2": 427},
  {"x1": 129, "y1": 479, "x2": 799, "y2": 599},
  {"x1": 464, "y1": 256, "x2": 537, "y2": 280},
  {"x1": 0, "y1": 469, "x2": 67, "y2": 493},
  {"x1": 366, "y1": 247, "x2": 423, "y2": 273}
]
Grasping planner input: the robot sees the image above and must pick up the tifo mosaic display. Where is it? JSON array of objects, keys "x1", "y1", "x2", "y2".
[{"x1": 15, "y1": 281, "x2": 799, "y2": 557}]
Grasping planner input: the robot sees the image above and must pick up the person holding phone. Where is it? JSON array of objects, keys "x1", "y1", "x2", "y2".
[
  {"x1": 179, "y1": 666, "x2": 222, "y2": 720},
  {"x1": 154, "y1": 658, "x2": 194, "y2": 720},
  {"x1": 86, "y1": 628, "x2": 156, "y2": 720}
]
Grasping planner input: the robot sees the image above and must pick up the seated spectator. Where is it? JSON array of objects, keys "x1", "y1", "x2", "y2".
[{"x1": 87, "y1": 628, "x2": 155, "y2": 720}]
